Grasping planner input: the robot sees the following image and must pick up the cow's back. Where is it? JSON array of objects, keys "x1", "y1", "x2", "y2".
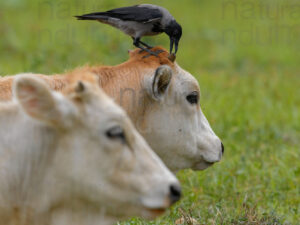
[
  {"x1": 0, "y1": 77, "x2": 14, "y2": 101},
  {"x1": 0, "y1": 47, "x2": 174, "y2": 102}
]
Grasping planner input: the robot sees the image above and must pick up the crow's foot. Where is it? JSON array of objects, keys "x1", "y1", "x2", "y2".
[
  {"x1": 142, "y1": 49, "x2": 165, "y2": 58},
  {"x1": 139, "y1": 41, "x2": 153, "y2": 49}
]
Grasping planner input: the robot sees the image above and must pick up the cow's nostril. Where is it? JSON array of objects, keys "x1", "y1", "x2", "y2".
[
  {"x1": 169, "y1": 184, "x2": 181, "y2": 204},
  {"x1": 221, "y1": 142, "x2": 225, "y2": 155}
]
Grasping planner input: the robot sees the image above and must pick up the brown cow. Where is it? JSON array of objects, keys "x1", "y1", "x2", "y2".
[{"x1": 0, "y1": 47, "x2": 224, "y2": 172}]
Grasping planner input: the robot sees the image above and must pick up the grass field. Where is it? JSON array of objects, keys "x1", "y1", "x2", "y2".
[{"x1": 1, "y1": 0, "x2": 299, "y2": 224}]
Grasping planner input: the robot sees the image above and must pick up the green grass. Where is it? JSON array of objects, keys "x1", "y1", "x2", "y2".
[{"x1": 1, "y1": 0, "x2": 299, "y2": 224}]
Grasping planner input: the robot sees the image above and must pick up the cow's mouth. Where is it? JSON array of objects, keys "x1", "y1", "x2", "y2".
[
  {"x1": 143, "y1": 207, "x2": 167, "y2": 219},
  {"x1": 148, "y1": 208, "x2": 166, "y2": 214},
  {"x1": 192, "y1": 161, "x2": 214, "y2": 170},
  {"x1": 141, "y1": 195, "x2": 171, "y2": 218}
]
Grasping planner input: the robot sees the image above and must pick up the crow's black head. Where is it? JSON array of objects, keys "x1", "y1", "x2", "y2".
[{"x1": 165, "y1": 20, "x2": 182, "y2": 54}]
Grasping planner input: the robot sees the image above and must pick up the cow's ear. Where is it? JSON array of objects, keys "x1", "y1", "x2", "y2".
[
  {"x1": 13, "y1": 75, "x2": 65, "y2": 125},
  {"x1": 149, "y1": 65, "x2": 172, "y2": 100}
]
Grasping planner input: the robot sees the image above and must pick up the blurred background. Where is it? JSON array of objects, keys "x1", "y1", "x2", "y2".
[{"x1": 0, "y1": 0, "x2": 299, "y2": 224}]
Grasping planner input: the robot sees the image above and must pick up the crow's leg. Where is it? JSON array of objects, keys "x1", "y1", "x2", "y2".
[
  {"x1": 132, "y1": 37, "x2": 147, "y2": 53},
  {"x1": 131, "y1": 37, "x2": 152, "y2": 49},
  {"x1": 133, "y1": 38, "x2": 162, "y2": 57},
  {"x1": 139, "y1": 40, "x2": 153, "y2": 49}
]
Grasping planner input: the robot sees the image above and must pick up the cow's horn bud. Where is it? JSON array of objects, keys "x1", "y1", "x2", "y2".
[{"x1": 75, "y1": 81, "x2": 85, "y2": 93}]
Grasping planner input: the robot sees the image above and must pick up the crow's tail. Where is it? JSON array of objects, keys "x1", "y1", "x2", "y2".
[
  {"x1": 75, "y1": 13, "x2": 109, "y2": 21},
  {"x1": 75, "y1": 15, "x2": 96, "y2": 20}
]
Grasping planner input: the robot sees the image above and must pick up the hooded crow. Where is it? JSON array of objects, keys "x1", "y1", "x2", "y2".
[{"x1": 75, "y1": 4, "x2": 182, "y2": 56}]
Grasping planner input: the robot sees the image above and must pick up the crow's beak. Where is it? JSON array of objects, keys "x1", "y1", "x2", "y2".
[
  {"x1": 169, "y1": 38, "x2": 174, "y2": 54},
  {"x1": 174, "y1": 39, "x2": 179, "y2": 54}
]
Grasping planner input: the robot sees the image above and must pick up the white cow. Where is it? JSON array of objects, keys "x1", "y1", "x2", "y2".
[{"x1": 0, "y1": 74, "x2": 180, "y2": 225}]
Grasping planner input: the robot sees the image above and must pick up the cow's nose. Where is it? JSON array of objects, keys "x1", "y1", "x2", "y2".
[
  {"x1": 221, "y1": 142, "x2": 225, "y2": 155},
  {"x1": 169, "y1": 183, "x2": 181, "y2": 204}
]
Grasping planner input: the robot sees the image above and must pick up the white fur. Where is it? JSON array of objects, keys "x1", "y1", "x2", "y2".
[
  {"x1": 0, "y1": 75, "x2": 178, "y2": 225},
  {"x1": 140, "y1": 64, "x2": 223, "y2": 172}
]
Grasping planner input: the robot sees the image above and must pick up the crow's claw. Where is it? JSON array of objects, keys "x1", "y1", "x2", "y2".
[{"x1": 142, "y1": 49, "x2": 165, "y2": 58}]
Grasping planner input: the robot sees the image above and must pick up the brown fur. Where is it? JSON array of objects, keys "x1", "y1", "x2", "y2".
[
  {"x1": 0, "y1": 47, "x2": 174, "y2": 121},
  {"x1": 63, "y1": 46, "x2": 174, "y2": 91}
]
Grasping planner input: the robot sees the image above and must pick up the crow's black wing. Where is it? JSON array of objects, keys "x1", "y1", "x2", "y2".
[{"x1": 78, "y1": 5, "x2": 163, "y2": 23}]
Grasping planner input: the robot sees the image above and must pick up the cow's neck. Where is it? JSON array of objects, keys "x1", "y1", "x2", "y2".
[
  {"x1": 81, "y1": 64, "x2": 152, "y2": 125},
  {"x1": 0, "y1": 106, "x2": 59, "y2": 215}
]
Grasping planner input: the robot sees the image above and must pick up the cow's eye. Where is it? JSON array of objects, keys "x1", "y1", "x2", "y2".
[
  {"x1": 106, "y1": 126, "x2": 126, "y2": 143},
  {"x1": 186, "y1": 91, "x2": 199, "y2": 104}
]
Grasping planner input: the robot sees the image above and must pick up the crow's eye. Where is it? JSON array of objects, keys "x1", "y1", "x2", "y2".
[
  {"x1": 186, "y1": 91, "x2": 199, "y2": 105},
  {"x1": 106, "y1": 126, "x2": 126, "y2": 143}
]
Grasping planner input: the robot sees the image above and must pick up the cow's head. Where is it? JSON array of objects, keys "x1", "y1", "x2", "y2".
[
  {"x1": 13, "y1": 74, "x2": 180, "y2": 222},
  {"x1": 130, "y1": 49, "x2": 224, "y2": 172}
]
